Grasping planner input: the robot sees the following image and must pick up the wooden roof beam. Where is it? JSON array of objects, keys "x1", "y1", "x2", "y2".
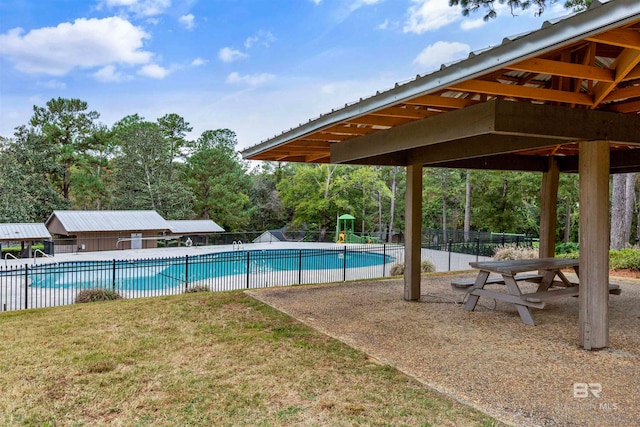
[
  {"x1": 592, "y1": 48, "x2": 640, "y2": 106},
  {"x1": 345, "y1": 115, "x2": 413, "y2": 127},
  {"x1": 585, "y1": 28, "x2": 640, "y2": 50},
  {"x1": 370, "y1": 106, "x2": 440, "y2": 119},
  {"x1": 505, "y1": 58, "x2": 614, "y2": 82},
  {"x1": 602, "y1": 85, "x2": 640, "y2": 103},
  {"x1": 330, "y1": 100, "x2": 640, "y2": 165},
  {"x1": 401, "y1": 94, "x2": 478, "y2": 109},
  {"x1": 321, "y1": 124, "x2": 376, "y2": 136},
  {"x1": 448, "y1": 80, "x2": 593, "y2": 105}
]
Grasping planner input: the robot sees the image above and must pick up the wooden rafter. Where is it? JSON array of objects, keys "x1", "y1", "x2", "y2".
[
  {"x1": 447, "y1": 79, "x2": 593, "y2": 105},
  {"x1": 505, "y1": 57, "x2": 614, "y2": 82}
]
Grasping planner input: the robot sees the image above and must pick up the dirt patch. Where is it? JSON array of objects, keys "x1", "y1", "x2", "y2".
[{"x1": 610, "y1": 269, "x2": 640, "y2": 279}]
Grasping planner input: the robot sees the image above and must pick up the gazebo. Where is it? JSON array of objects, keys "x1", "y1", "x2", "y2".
[{"x1": 242, "y1": 0, "x2": 640, "y2": 350}]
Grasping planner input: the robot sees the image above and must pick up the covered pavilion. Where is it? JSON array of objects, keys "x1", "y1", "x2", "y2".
[{"x1": 242, "y1": 0, "x2": 640, "y2": 350}]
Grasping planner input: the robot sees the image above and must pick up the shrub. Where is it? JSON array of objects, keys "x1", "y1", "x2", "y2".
[
  {"x1": 185, "y1": 285, "x2": 210, "y2": 293},
  {"x1": 75, "y1": 288, "x2": 123, "y2": 304},
  {"x1": 421, "y1": 260, "x2": 436, "y2": 273},
  {"x1": 609, "y1": 248, "x2": 640, "y2": 271},
  {"x1": 556, "y1": 251, "x2": 579, "y2": 260},
  {"x1": 493, "y1": 244, "x2": 538, "y2": 261},
  {"x1": 389, "y1": 261, "x2": 435, "y2": 275},
  {"x1": 555, "y1": 242, "x2": 580, "y2": 255},
  {"x1": 389, "y1": 263, "x2": 404, "y2": 276}
]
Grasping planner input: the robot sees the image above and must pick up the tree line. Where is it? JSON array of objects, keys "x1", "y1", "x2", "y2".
[{"x1": 1, "y1": 97, "x2": 635, "y2": 247}]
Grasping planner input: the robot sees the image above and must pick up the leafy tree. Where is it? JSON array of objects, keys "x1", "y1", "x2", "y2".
[
  {"x1": 0, "y1": 128, "x2": 68, "y2": 221},
  {"x1": 340, "y1": 166, "x2": 393, "y2": 234},
  {"x1": 110, "y1": 120, "x2": 194, "y2": 219},
  {"x1": 248, "y1": 162, "x2": 292, "y2": 231},
  {"x1": 186, "y1": 129, "x2": 254, "y2": 231},
  {"x1": 277, "y1": 164, "x2": 352, "y2": 241},
  {"x1": 469, "y1": 170, "x2": 541, "y2": 234},
  {"x1": 29, "y1": 98, "x2": 100, "y2": 200},
  {"x1": 69, "y1": 124, "x2": 113, "y2": 210},
  {"x1": 449, "y1": 0, "x2": 591, "y2": 20},
  {"x1": 423, "y1": 169, "x2": 466, "y2": 241},
  {"x1": 0, "y1": 145, "x2": 36, "y2": 222},
  {"x1": 157, "y1": 113, "x2": 193, "y2": 180}
]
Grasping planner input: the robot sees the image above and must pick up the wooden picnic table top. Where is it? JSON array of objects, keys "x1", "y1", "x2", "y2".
[{"x1": 469, "y1": 257, "x2": 579, "y2": 276}]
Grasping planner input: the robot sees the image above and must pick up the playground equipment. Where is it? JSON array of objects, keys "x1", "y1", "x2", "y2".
[{"x1": 335, "y1": 214, "x2": 380, "y2": 244}]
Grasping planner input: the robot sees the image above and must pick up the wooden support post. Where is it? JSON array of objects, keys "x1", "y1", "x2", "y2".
[
  {"x1": 539, "y1": 157, "x2": 559, "y2": 259},
  {"x1": 404, "y1": 164, "x2": 422, "y2": 301},
  {"x1": 579, "y1": 141, "x2": 610, "y2": 350}
]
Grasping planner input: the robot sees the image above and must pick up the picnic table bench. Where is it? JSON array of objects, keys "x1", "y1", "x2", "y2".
[{"x1": 452, "y1": 258, "x2": 621, "y2": 325}]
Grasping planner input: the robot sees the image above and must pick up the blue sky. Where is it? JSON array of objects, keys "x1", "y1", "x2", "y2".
[{"x1": 0, "y1": 0, "x2": 574, "y2": 150}]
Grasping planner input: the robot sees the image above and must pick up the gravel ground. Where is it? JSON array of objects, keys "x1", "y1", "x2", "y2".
[{"x1": 247, "y1": 273, "x2": 640, "y2": 427}]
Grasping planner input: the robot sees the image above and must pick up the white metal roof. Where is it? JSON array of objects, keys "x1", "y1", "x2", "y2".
[
  {"x1": 46, "y1": 210, "x2": 170, "y2": 233},
  {"x1": 0, "y1": 223, "x2": 52, "y2": 241},
  {"x1": 166, "y1": 220, "x2": 225, "y2": 234}
]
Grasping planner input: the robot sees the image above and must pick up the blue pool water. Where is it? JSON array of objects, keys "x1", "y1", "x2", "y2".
[{"x1": 29, "y1": 248, "x2": 393, "y2": 290}]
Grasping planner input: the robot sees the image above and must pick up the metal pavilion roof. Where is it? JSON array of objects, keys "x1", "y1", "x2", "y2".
[
  {"x1": 242, "y1": 0, "x2": 640, "y2": 165},
  {"x1": 46, "y1": 210, "x2": 170, "y2": 233},
  {"x1": 0, "y1": 223, "x2": 52, "y2": 241},
  {"x1": 166, "y1": 220, "x2": 225, "y2": 234}
]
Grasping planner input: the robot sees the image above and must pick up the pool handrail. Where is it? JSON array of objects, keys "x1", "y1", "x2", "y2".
[
  {"x1": 4, "y1": 252, "x2": 25, "y2": 266},
  {"x1": 33, "y1": 249, "x2": 51, "y2": 264}
]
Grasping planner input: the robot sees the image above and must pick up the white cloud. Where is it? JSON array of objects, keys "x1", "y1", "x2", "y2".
[
  {"x1": 138, "y1": 63, "x2": 171, "y2": 78},
  {"x1": 413, "y1": 41, "x2": 470, "y2": 71},
  {"x1": 460, "y1": 18, "x2": 485, "y2": 31},
  {"x1": 310, "y1": 0, "x2": 322, "y2": 5},
  {"x1": 404, "y1": 0, "x2": 462, "y2": 34},
  {"x1": 226, "y1": 72, "x2": 275, "y2": 86},
  {"x1": 94, "y1": 64, "x2": 128, "y2": 82},
  {"x1": 218, "y1": 47, "x2": 248, "y2": 63},
  {"x1": 37, "y1": 79, "x2": 67, "y2": 90},
  {"x1": 179, "y1": 14, "x2": 195, "y2": 30},
  {"x1": 334, "y1": 0, "x2": 383, "y2": 23},
  {"x1": 244, "y1": 30, "x2": 276, "y2": 49},
  {"x1": 100, "y1": 0, "x2": 171, "y2": 17},
  {"x1": 377, "y1": 19, "x2": 389, "y2": 30},
  {"x1": 0, "y1": 17, "x2": 152, "y2": 76},
  {"x1": 191, "y1": 57, "x2": 206, "y2": 66}
]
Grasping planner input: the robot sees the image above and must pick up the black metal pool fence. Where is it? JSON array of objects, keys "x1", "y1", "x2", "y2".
[
  {"x1": 0, "y1": 236, "x2": 534, "y2": 313},
  {"x1": 1, "y1": 245, "x2": 406, "y2": 312}
]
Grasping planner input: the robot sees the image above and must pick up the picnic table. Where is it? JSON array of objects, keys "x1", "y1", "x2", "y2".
[{"x1": 451, "y1": 258, "x2": 621, "y2": 325}]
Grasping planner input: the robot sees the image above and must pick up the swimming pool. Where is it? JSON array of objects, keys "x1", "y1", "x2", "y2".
[{"x1": 28, "y1": 248, "x2": 394, "y2": 290}]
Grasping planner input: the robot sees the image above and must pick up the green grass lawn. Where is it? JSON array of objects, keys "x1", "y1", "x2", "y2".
[{"x1": 0, "y1": 291, "x2": 501, "y2": 426}]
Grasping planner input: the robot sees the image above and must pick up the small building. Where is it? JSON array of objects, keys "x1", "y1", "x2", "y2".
[
  {"x1": 253, "y1": 228, "x2": 305, "y2": 243},
  {"x1": 46, "y1": 210, "x2": 170, "y2": 253},
  {"x1": 166, "y1": 220, "x2": 225, "y2": 245},
  {"x1": 0, "y1": 223, "x2": 52, "y2": 258}
]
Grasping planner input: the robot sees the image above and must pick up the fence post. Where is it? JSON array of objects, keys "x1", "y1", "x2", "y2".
[
  {"x1": 298, "y1": 249, "x2": 302, "y2": 284},
  {"x1": 516, "y1": 236, "x2": 520, "y2": 247},
  {"x1": 343, "y1": 246, "x2": 347, "y2": 282},
  {"x1": 24, "y1": 265, "x2": 28, "y2": 310},
  {"x1": 185, "y1": 254, "x2": 189, "y2": 291},
  {"x1": 476, "y1": 238, "x2": 480, "y2": 262},
  {"x1": 112, "y1": 259, "x2": 116, "y2": 292},
  {"x1": 383, "y1": 244, "x2": 386, "y2": 277},
  {"x1": 246, "y1": 251, "x2": 250, "y2": 289},
  {"x1": 448, "y1": 239, "x2": 452, "y2": 271}
]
